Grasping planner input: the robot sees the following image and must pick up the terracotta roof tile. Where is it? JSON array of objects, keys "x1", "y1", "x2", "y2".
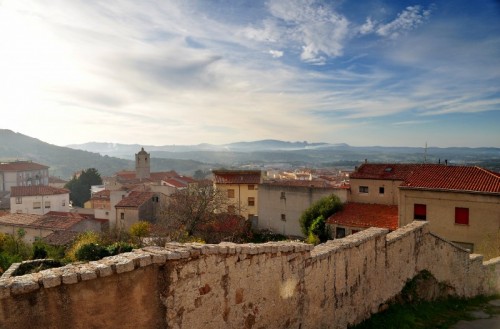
[
  {"x1": 401, "y1": 165, "x2": 500, "y2": 193},
  {"x1": 91, "y1": 189, "x2": 110, "y2": 200},
  {"x1": 11, "y1": 186, "x2": 69, "y2": 197},
  {"x1": 115, "y1": 191, "x2": 156, "y2": 208},
  {"x1": 327, "y1": 202, "x2": 399, "y2": 230},
  {"x1": 262, "y1": 180, "x2": 335, "y2": 188},
  {"x1": 42, "y1": 231, "x2": 79, "y2": 246},
  {"x1": 0, "y1": 161, "x2": 49, "y2": 172},
  {"x1": 350, "y1": 163, "x2": 420, "y2": 180},
  {"x1": 213, "y1": 170, "x2": 262, "y2": 184},
  {"x1": 0, "y1": 213, "x2": 41, "y2": 226}
]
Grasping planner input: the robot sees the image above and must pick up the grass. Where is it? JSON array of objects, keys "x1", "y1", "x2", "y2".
[{"x1": 350, "y1": 295, "x2": 500, "y2": 329}]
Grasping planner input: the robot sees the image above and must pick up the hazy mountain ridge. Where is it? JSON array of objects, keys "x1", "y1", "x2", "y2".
[
  {"x1": 2, "y1": 129, "x2": 499, "y2": 178},
  {"x1": 0, "y1": 130, "x2": 210, "y2": 178}
]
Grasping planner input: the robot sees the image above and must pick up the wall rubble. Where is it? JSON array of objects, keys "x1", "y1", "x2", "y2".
[{"x1": 0, "y1": 221, "x2": 498, "y2": 329}]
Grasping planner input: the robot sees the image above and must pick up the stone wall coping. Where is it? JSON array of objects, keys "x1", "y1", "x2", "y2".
[{"x1": 386, "y1": 221, "x2": 428, "y2": 243}]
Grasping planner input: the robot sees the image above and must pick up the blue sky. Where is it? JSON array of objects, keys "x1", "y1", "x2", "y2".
[{"x1": 0, "y1": 0, "x2": 499, "y2": 147}]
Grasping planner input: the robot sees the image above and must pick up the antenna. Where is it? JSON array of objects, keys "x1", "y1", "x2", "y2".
[{"x1": 424, "y1": 142, "x2": 427, "y2": 164}]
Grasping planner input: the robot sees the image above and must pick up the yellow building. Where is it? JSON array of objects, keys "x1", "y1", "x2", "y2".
[
  {"x1": 398, "y1": 165, "x2": 500, "y2": 251},
  {"x1": 212, "y1": 170, "x2": 263, "y2": 220}
]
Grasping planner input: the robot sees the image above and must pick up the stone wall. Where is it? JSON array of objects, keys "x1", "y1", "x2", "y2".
[{"x1": 0, "y1": 221, "x2": 498, "y2": 329}]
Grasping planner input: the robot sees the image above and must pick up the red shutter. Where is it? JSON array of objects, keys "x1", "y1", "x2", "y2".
[
  {"x1": 414, "y1": 204, "x2": 426, "y2": 220},
  {"x1": 455, "y1": 208, "x2": 469, "y2": 225}
]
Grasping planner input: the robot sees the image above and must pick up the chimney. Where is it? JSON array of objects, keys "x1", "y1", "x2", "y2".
[
  {"x1": 445, "y1": 159, "x2": 448, "y2": 166},
  {"x1": 364, "y1": 159, "x2": 368, "y2": 164}
]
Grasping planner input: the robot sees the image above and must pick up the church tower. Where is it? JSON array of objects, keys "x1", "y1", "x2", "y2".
[{"x1": 135, "y1": 147, "x2": 151, "y2": 180}]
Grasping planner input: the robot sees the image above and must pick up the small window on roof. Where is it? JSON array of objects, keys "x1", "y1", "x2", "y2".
[{"x1": 384, "y1": 167, "x2": 393, "y2": 172}]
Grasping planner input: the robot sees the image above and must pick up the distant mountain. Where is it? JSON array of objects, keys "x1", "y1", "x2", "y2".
[
  {"x1": 67, "y1": 139, "x2": 500, "y2": 172},
  {"x1": 0, "y1": 129, "x2": 211, "y2": 178}
]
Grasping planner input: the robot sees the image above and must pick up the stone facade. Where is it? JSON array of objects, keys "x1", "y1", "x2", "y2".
[{"x1": 0, "y1": 221, "x2": 499, "y2": 329}]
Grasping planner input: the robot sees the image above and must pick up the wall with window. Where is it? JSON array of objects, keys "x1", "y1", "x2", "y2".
[
  {"x1": 349, "y1": 178, "x2": 403, "y2": 205},
  {"x1": 399, "y1": 189, "x2": 500, "y2": 251},
  {"x1": 214, "y1": 183, "x2": 259, "y2": 219},
  {"x1": 258, "y1": 184, "x2": 348, "y2": 237},
  {"x1": 9, "y1": 193, "x2": 70, "y2": 215}
]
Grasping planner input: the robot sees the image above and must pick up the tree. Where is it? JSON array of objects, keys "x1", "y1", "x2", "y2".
[
  {"x1": 65, "y1": 168, "x2": 102, "y2": 207},
  {"x1": 299, "y1": 194, "x2": 342, "y2": 243},
  {"x1": 159, "y1": 182, "x2": 236, "y2": 237},
  {"x1": 129, "y1": 221, "x2": 152, "y2": 247}
]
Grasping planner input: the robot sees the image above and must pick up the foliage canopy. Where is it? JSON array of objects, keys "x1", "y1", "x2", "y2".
[
  {"x1": 299, "y1": 194, "x2": 342, "y2": 243},
  {"x1": 65, "y1": 168, "x2": 102, "y2": 207}
]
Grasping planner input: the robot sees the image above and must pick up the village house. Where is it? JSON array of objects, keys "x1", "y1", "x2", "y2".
[
  {"x1": 114, "y1": 191, "x2": 165, "y2": 230},
  {"x1": 339, "y1": 162, "x2": 500, "y2": 251},
  {"x1": 0, "y1": 161, "x2": 49, "y2": 192},
  {"x1": 0, "y1": 211, "x2": 104, "y2": 243},
  {"x1": 327, "y1": 202, "x2": 399, "y2": 238},
  {"x1": 10, "y1": 186, "x2": 70, "y2": 215},
  {"x1": 212, "y1": 170, "x2": 263, "y2": 220},
  {"x1": 258, "y1": 180, "x2": 348, "y2": 237},
  {"x1": 398, "y1": 165, "x2": 500, "y2": 251}
]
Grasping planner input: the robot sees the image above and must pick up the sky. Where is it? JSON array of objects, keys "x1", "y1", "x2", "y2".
[{"x1": 0, "y1": 0, "x2": 499, "y2": 148}]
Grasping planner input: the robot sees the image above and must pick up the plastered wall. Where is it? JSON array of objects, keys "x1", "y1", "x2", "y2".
[{"x1": 0, "y1": 221, "x2": 498, "y2": 329}]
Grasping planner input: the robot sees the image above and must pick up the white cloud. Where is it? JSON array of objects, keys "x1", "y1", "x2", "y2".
[
  {"x1": 359, "y1": 17, "x2": 375, "y2": 35},
  {"x1": 269, "y1": 50, "x2": 284, "y2": 58},
  {"x1": 376, "y1": 5, "x2": 432, "y2": 38}
]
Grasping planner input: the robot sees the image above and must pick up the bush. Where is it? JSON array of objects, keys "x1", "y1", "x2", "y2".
[
  {"x1": 299, "y1": 194, "x2": 342, "y2": 243},
  {"x1": 106, "y1": 242, "x2": 135, "y2": 256},
  {"x1": 32, "y1": 245, "x2": 48, "y2": 259},
  {"x1": 66, "y1": 231, "x2": 102, "y2": 262},
  {"x1": 75, "y1": 243, "x2": 110, "y2": 261}
]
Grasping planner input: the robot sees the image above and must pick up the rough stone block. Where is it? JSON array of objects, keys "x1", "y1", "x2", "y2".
[
  {"x1": 62, "y1": 272, "x2": 78, "y2": 285},
  {"x1": 41, "y1": 271, "x2": 62, "y2": 288},
  {"x1": 10, "y1": 277, "x2": 39, "y2": 295},
  {"x1": 115, "y1": 258, "x2": 135, "y2": 274},
  {"x1": 151, "y1": 254, "x2": 167, "y2": 264}
]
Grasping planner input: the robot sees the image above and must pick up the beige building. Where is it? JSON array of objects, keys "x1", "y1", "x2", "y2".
[
  {"x1": 114, "y1": 191, "x2": 165, "y2": 230},
  {"x1": 0, "y1": 161, "x2": 49, "y2": 192},
  {"x1": 10, "y1": 186, "x2": 70, "y2": 215},
  {"x1": 212, "y1": 170, "x2": 263, "y2": 220},
  {"x1": 349, "y1": 163, "x2": 419, "y2": 205},
  {"x1": 0, "y1": 211, "x2": 103, "y2": 243},
  {"x1": 258, "y1": 180, "x2": 348, "y2": 237},
  {"x1": 399, "y1": 165, "x2": 500, "y2": 251}
]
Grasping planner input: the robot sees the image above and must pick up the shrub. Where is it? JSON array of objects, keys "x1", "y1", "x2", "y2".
[
  {"x1": 299, "y1": 194, "x2": 342, "y2": 243},
  {"x1": 75, "y1": 243, "x2": 110, "y2": 261},
  {"x1": 32, "y1": 245, "x2": 48, "y2": 259},
  {"x1": 66, "y1": 231, "x2": 101, "y2": 262},
  {"x1": 106, "y1": 242, "x2": 135, "y2": 256}
]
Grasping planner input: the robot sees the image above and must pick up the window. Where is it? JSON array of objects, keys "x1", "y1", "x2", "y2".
[
  {"x1": 414, "y1": 204, "x2": 427, "y2": 220},
  {"x1": 33, "y1": 202, "x2": 41, "y2": 209},
  {"x1": 455, "y1": 207, "x2": 469, "y2": 225},
  {"x1": 280, "y1": 214, "x2": 286, "y2": 221},
  {"x1": 248, "y1": 197, "x2": 255, "y2": 207},
  {"x1": 15, "y1": 197, "x2": 22, "y2": 204},
  {"x1": 336, "y1": 227, "x2": 346, "y2": 239},
  {"x1": 120, "y1": 213, "x2": 124, "y2": 220},
  {"x1": 248, "y1": 185, "x2": 255, "y2": 190},
  {"x1": 379, "y1": 187, "x2": 385, "y2": 194},
  {"x1": 280, "y1": 191, "x2": 286, "y2": 199},
  {"x1": 44, "y1": 201, "x2": 51, "y2": 209},
  {"x1": 227, "y1": 189, "x2": 235, "y2": 198},
  {"x1": 359, "y1": 186, "x2": 369, "y2": 194},
  {"x1": 62, "y1": 200, "x2": 66, "y2": 207}
]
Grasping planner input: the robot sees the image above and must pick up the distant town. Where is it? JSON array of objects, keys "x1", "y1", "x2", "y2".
[{"x1": 1, "y1": 143, "x2": 498, "y2": 262}]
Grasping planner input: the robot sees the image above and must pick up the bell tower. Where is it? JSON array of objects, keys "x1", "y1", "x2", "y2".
[{"x1": 135, "y1": 147, "x2": 151, "y2": 180}]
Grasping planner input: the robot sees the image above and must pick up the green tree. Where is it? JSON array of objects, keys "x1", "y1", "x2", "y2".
[
  {"x1": 65, "y1": 168, "x2": 103, "y2": 207},
  {"x1": 299, "y1": 194, "x2": 342, "y2": 243}
]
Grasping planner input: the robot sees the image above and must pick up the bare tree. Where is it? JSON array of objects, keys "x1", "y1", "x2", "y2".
[{"x1": 158, "y1": 182, "x2": 240, "y2": 237}]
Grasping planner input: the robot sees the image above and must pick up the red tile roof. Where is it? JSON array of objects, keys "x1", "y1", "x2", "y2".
[
  {"x1": 327, "y1": 202, "x2": 399, "y2": 230},
  {"x1": 401, "y1": 165, "x2": 500, "y2": 194},
  {"x1": 115, "y1": 191, "x2": 156, "y2": 208},
  {"x1": 0, "y1": 211, "x2": 93, "y2": 230},
  {"x1": 162, "y1": 178, "x2": 188, "y2": 188},
  {"x1": 42, "y1": 230, "x2": 79, "y2": 246},
  {"x1": 0, "y1": 161, "x2": 49, "y2": 171},
  {"x1": 263, "y1": 180, "x2": 336, "y2": 188},
  {"x1": 11, "y1": 186, "x2": 69, "y2": 197},
  {"x1": 213, "y1": 170, "x2": 262, "y2": 184},
  {"x1": 350, "y1": 163, "x2": 420, "y2": 180},
  {"x1": 48, "y1": 176, "x2": 68, "y2": 184},
  {"x1": 91, "y1": 189, "x2": 110, "y2": 200}
]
